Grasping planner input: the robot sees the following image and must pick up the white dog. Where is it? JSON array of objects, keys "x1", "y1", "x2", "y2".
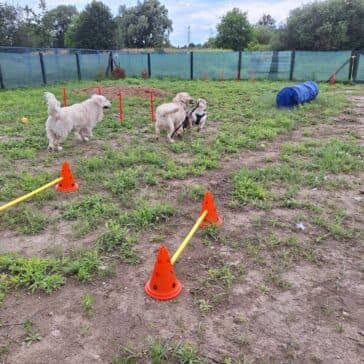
[
  {"x1": 155, "y1": 92, "x2": 194, "y2": 143},
  {"x1": 184, "y1": 98, "x2": 208, "y2": 132},
  {"x1": 44, "y1": 92, "x2": 112, "y2": 151}
]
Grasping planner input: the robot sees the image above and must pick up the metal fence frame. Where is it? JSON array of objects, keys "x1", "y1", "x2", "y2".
[{"x1": 0, "y1": 46, "x2": 362, "y2": 89}]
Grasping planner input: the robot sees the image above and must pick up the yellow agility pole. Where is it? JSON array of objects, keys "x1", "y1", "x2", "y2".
[
  {"x1": 171, "y1": 209, "x2": 208, "y2": 265},
  {"x1": 0, "y1": 177, "x2": 63, "y2": 213}
]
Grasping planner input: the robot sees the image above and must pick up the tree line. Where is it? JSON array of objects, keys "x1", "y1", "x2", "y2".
[{"x1": 0, "y1": 0, "x2": 363, "y2": 50}]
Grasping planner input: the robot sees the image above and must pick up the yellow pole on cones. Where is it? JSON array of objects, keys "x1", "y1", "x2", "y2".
[
  {"x1": 0, "y1": 177, "x2": 63, "y2": 213},
  {"x1": 171, "y1": 210, "x2": 208, "y2": 265}
]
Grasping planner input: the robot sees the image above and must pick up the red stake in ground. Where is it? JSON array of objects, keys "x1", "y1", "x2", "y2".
[
  {"x1": 63, "y1": 87, "x2": 67, "y2": 107},
  {"x1": 119, "y1": 91, "x2": 123, "y2": 125},
  {"x1": 150, "y1": 90, "x2": 155, "y2": 123}
]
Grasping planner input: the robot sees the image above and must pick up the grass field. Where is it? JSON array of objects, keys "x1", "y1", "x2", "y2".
[{"x1": 0, "y1": 78, "x2": 363, "y2": 363}]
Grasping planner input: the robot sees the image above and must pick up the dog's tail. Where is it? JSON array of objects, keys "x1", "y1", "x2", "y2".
[{"x1": 44, "y1": 92, "x2": 61, "y2": 119}]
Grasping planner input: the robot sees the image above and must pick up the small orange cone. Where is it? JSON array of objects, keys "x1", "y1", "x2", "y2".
[
  {"x1": 56, "y1": 162, "x2": 79, "y2": 193},
  {"x1": 145, "y1": 245, "x2": 182, "y2": 301},
  {"x1": 200, "y1": 191, "x2": 223, "y2": 228}
]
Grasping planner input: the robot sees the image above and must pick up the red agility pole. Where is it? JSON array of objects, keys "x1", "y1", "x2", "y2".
[
  {"x1": 63, "y1": 87, "x2": 67, "y2": 107},
  {"x1": 204, "y1": 72, "x2": 207, "y2": 81},
  {"x1": 119, "y1": 92, "x2": 123, "y2": 125},
  {"x1": 221, "y1": 70, "x2": 224, "y2": 81},
  {"x1": 149, "y1": 90, "x2": 155, "y2": 123},
  {"x1": 252, "y1": 71, "x2": 255, "y2": 83},
  {"x1": 330, "y1": 72, "x2": 336, "y2": 87},
  {"x1": 97, "y1": 86, "x2": 102, "y2": 95}
]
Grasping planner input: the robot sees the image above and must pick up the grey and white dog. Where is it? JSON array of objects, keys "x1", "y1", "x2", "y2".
[{"x1": 184, "y1": 98, "x2": 208, "y2": 132}]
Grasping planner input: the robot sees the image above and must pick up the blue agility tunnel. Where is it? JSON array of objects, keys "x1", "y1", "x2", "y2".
[{"x1": 276, "y1": 81, "x2": 319, "y2": 108}]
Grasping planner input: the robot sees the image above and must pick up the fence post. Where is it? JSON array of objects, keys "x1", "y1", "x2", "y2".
[
  {"x1": 147, "y1": 53, "x2": 151, "y2": 78},
  {"x1": 190, "y1": 51, "x2": 194, "y2": 80},
  {"x1": 237, "y1": 51, "x2": 242, "y2": 80},
  {"x1": 75, "y1": 51, "x2": 82, "y2": 81},
  {"x1": 352, "y1": 51, "x2": 360, "y2": 82},
  {"x1": 289, "y1": 50, "x2": 296, "y2": 81},
  {"x1": 0, "y1": 63, "x2": 4, "y2": 89},
  {"x1": 39, "y1": 51, "x2": 47, "y2": 85},
  {"x1": 110, "y1": 51, "x2": 114, "y2": 73},
  {"x1": 349, "y1": 50, "x2": 359, "y2": 82}
]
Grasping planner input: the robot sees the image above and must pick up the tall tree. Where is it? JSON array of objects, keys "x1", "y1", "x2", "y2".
[
  {"x1": 284, "y1": 0, "x2": 364, "y2": 50},
  {"x1": 258, "y1": 14, "x2": 276, "y2": 28},
  {"x1": 215, "y1": 8, "x2": 253, "y2": 51},
  {"x1": 0, "y1": 3, "x2": 18, "y2": 45},
  {"x1": 115, "y1": 0, "x2": 172, "y2": 48},
  {"x1": 65, "y1": 1, "x2": 116, "y2": 49},
  {"x1": 42, "y1": 5, "x2": 78, "y2": 48},
  {"x1": 13, "y1": 1, "x2": 52, "y2": 47}
]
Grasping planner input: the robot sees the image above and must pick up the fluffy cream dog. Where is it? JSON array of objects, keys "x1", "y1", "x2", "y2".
[
  {"x1": 44, "y1": 92, "x2": 112, "y2": 151},
  {"x1": 155, "y1": 92, "x2": 194, "y2": 143}
]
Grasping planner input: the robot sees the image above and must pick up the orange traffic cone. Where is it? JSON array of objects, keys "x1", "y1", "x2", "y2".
[
  {"x1": 56, "y1": 162, "x2": 79, "y2": 193},
  {"x1": 200, "y1": 191, "x2": 223, "y2": 228},
  {"x1": 145, "y1": 245, "x2": 182, "y2": 301}
]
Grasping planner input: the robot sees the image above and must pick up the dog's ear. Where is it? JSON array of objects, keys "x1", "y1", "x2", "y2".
[{"x1": 91, "y1": 94, "x2": 104, "y2": 107}]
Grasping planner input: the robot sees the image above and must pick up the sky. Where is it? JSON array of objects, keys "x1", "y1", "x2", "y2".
[{"x1": 12, "y1": 0, "x2": 314, "y2": 46}]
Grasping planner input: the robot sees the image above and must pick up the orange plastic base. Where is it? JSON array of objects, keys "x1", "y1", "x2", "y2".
[
  {"x1": 199, "y1": 191, "x2": 223, "y2": 228},
  {"x1": 56, "y1": 162, "x2": 79, "y2": 193},
  {"x1": 145, "y1": 245, "x2": 182, "y2": 301}
]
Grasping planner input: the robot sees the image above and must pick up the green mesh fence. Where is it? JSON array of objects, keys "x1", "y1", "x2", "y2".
[
  {"x1": 43, "y1": 50, "x2": 78, "y2": 83},
  {"x1": 0, "y1": 49, "x2": 43, "y2": 88},
  {"x1": 194, "y1": 51, "x2": 237, "y2": 80},
  {"x1": 113, "y1": 52, "x2": 148, "y2": 77},
  {"x1": 355, "y1": 53, "x2": 364, "y2": 82},
  {"x1": 0, "y1": 47, "x2": 361, "y2": 89},
  {"x1": 79, "y1": 51, "x2": 109, "y2": 80},
  {"x1": 151, "y1": 52, "x2": 190, "y2": 79},
  {"x1": 293, "y1": 51, "x2": 351, "y2": 81}
]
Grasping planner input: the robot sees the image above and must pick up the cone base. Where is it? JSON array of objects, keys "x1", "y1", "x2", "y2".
[
  {"x1": 200, "y1": 216, "x2": 223, "y2": 229},
  {"x1": 56, "y1": 182, "x2": 79, "y2": 193},
  {"x1": 145, "y1": 278, "x2": 182, "y2": 301}
]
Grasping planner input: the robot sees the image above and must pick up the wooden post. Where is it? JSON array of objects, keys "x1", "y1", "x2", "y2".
[
  {"x1": 75, "y1": 52, "x2": 82, "y2": 81},
  {"x1": 0, "y1": 64, "x2": 4, "y2": 89},
  {"x1": 237, "y1": 51, "x2": 242, "y2": 81},
  {"x1": 190, "y1": 51, "x2": 194, "y2": 80},
  {"x1": 147, "y1": 53, "x2": 151, "y2": 78},
  {"x1": 39, "y1": 52, "x2": 47, "y2": 85}
]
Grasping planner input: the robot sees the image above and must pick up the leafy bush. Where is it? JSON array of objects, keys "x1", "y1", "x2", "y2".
[{"x1": 111, "y1": 66, "x2": 126, "y2": 80}]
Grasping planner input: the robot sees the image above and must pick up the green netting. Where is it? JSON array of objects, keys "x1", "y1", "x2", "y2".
[
  {"x1": 113, "y1": 52, "x2": 148, "y2": 77},
  {"x1": 0, "y1": 48, "x2": 359, "y2": 89},
  {"x1": 356, "y1": 53, "x2": 364, "y2": 82},
  {"x1": 294, "y1": 51, "x2": 351, "y2": 81},
  {"x1": 151, "y1": 52, "x2": 189, "y2": 79},
  {"x1": 79, "y1": 52, "x2": 109, "y2": 80},
  {"x1": 43, "y1": 50, "x2": 78, "y2": 83},
  {"x1": 0, "y1": 50, "x2": 42, "y2": 88},
  {"x1": 194, "y1": 51, "x2": 238, "y2": 80}
]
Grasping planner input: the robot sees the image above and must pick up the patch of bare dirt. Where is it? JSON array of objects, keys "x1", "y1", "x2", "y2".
[{"x1": 75, "y1": 85, "x2": 172, "y2": 99}]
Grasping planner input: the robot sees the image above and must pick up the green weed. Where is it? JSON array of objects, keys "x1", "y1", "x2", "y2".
[{"x1": 82, "y1": 293, "x2": 94, "y2": 316}]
